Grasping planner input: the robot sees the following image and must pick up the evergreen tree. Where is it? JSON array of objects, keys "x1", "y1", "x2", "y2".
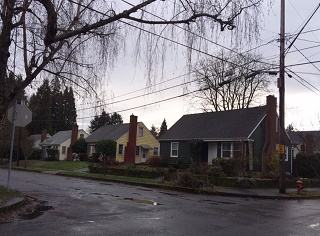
[
  {"x1": 63, "y1": 87, "x2": 77, "y2": 130},
  {"x1": 110, "y1": 112, "x2": 123, "y2": 125},
  {"x1": 50, "y1": 78, "x2": 64, "y2": 133},
  {"x1": 27, "y1": 79, "x2": 52, "y2": 134},
  {"x1": 150, "y1": 125, "x2": 159, "y2": 137},
  {"x1": 89, "y1": 111, "x2": 123, "y2": 133},
  {"x1": 159, "y1": 119, "x2": 168, "y2": 137}
]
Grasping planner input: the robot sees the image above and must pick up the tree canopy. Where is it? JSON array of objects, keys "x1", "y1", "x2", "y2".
[
  {"x1": 0, "y1": 0, "x2": 267, "y2": 122},
  {"x1": 159, "y1": 119, "x2": 168, "y2": 137},
  {"x1": 89, "y1": 111, "x2": 123, "y2": 133},
  {"x1": 193, "y1": 50, "x2": 271, "y2": 112}
]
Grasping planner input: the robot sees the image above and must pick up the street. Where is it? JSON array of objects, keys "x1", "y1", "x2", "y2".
[{"x1": 1, "y1": 170, "x2": 320, "y2": 236}]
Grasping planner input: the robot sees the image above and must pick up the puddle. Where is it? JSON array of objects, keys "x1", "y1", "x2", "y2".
[
  {"x1": 19, "y1": 200, "x2": 53, "y2": 220},
  {"x1": 124, "y1": 198, "x2": 160, "y2": 205}
]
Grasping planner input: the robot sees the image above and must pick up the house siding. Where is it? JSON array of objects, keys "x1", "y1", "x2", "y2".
[
  {"x1": 115, "y1": 123, "x2": 160, "y2": 163},
  {"x1": 249, "y1": 119, "x2": 266, "y2": 172}
]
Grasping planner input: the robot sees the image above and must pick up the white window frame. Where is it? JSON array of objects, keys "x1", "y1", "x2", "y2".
[
  {"x1": 138, "y1": 127, "x2": 143, "y2": 137},
  {"x1": 153, "y1": 147, "x2": 159, "y2": 156},
  {"x1": 62, "y1": 146, "x2": 66, "y2": 154},
  {"x1": 118, "y1": 144, "x2": 124, "y2": 155},
  {"x1": 135, "y1": 146, "x2": 140, "y2": 156},
  {"x1": 221, "y1": 142, "x2": 241, "y2": 158},
  {"x1": 171, "y1": 142, "x2": 179, "y2": 157}
]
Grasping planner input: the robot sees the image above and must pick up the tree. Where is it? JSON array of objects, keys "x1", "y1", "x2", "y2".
[
  {"x1": 150, "y1": 125, "x2": 159, "y2": 137},
  {"x1": 63, "y1": 87, "x2": 77, "y2": 130},
  {"x1": 72, "y1": 137, "x2": 87, "y2": 154},
  {"x1": 109, "y1": 112, "x2": 123, "y2": 125},
  {"x1": 286, "y1": 124, "x2": 296, "y2": 132},
  {"x1": 193, "y1": 51, "x2": 271, "y2": 112},
  {"x1": 89, "y1": 110, "x2": 122, "y2": 133},
  {"x1": 159, "y1": 119, "x2": 168, "y2": 137},
  {"x1": 0, "y1": 0, "x2": 266, "y2": 123},
  {"x1": 51, "y1": 78, "x2": 64, "y2": 133},
  {"x1": 28, "y1": 79, "x2": 52, "y2": 134},
  {"x1": 96, "y1": 139, "x2": 116, "y2": 158}
]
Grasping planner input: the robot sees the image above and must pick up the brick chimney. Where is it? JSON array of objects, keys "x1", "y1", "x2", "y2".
[
  {"x1": 67, "y1": 123, "x2": 78, "y2": 161},
  {"x1": 262, "y1": 95, "x2": 277, "y2": 173},
  {"x1": 124, "y1": 115, "x2": 138, "y2": 164},
  {"x1": 41, "y1": 129, "x2": 47, "y2": 143}
]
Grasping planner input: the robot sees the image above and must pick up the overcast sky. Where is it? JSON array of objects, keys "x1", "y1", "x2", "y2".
[{"x1": 76, "y1": 1, "x2": 320, "y2": 132}]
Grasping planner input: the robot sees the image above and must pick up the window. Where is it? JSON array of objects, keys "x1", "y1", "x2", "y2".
[
  {"x1": 153, "y1": 147, "x2": 159, "y2": 156},
  {"x1": 80, "y1": 134, "x2": 84, "y2": 138},
  {"x1": 171, "y1": 142, "x2": 179, "y2": 157},
  {"x1": 138, "y1": 127, "x2": 143, "y2": 137},
  {"x1": 62, "y1": 146, "x2": 66, "y2": 154},
  {"x1": 135, "y1": 146, "x2": 140, "y2": 156},
  {"x1": 221, "y1": 142, "x2": 242, "y2": 158},
  {"x1": 222, "y1": 143, "x2": 232, "y2": 157},
  {"x1": 118, "y1": 144, "x2": 124, "y2": 155}
]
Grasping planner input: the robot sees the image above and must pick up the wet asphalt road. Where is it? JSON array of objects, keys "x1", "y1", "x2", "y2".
[{"x1": 1, "y1": 170, "x2": 320, "y2": 236}]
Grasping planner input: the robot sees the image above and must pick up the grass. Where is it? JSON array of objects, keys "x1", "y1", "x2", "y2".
[
  {"x1": 1, "y1": 160, "x2": 88, "y2": 171},
  {"x1": 0, "y1": 186, "x2": 23, "y2": 206}
]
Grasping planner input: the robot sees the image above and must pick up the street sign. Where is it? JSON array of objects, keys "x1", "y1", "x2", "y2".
[
  {"x1": 7, "y1": 104, "x2": 32, "y2": 127},
  {"x1": 277, "y1": 145, "x2": 285, "y2": 154}
]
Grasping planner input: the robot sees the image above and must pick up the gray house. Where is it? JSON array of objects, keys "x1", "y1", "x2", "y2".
[{"x1": 158, "y1": 95, "x2": 293, "y2": 173}]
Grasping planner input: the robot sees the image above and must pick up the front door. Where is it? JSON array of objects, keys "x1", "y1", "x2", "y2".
[{"x1": 141, "y1": 149, "x2": 148, "y2": 163}]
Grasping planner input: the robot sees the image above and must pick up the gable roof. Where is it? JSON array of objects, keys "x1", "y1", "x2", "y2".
[
  {"x1": 85, "y1": 123, "x2": 130, "y2": 143},
  {"x1": 158, "y1": 106, "x2": 267, "y2": 141},
  {"x1": 42, "y1": 130, "x2": 72, "y2": 146},
  {"x1": 288, "y1": 131, "x2": 320, "y2": 145}
]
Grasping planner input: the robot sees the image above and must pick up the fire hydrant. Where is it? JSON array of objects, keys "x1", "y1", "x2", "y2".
[{"x1": 296, "y1": 179, "x2": 304, "y2": 194}]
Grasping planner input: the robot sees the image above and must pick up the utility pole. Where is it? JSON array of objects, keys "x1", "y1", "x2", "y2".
[{"x1": 279, "y1": 0, "x2": 286, "y2": 194}]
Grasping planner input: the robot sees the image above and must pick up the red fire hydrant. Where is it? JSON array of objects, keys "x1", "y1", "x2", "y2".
[{"x1": 296, "y1": 179, "x2": 304, "y2": 194}]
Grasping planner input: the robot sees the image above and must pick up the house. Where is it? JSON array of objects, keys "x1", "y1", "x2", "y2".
[
  {"x1": 158, "y1": 95, "x2": 293, "y2": 173},
  {"x1": 27, "y1": 133, "x2": 51, "y2": 148},
  {"x1": 288, "y1": 131, "x2": 320, "y2": 157},
  {"x1": 41, "y1": 125, "x2": 89, "y2": 160},
  {"x1": 85, "y1": 115, "x2": 160, "y2": 164}
]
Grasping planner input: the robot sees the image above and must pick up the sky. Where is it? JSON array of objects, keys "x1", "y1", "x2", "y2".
[{"x1": 76, "y1": 1, "x2": 320, "y2": 133}]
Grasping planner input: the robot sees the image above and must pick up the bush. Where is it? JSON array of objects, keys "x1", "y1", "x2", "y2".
[
  {"x1": 29, "y1": 148, "x2": 42, "y2": 160},
  {"x1": 212, "y1": 158, "x2": 236, "y2": 177},
  {"x1": 296, "y1": 153, "x2": 320, "y2": 178},
  {"x1": 148, "y1": 156, "x2": 162, "y2": 167},
  {"x1": 170, "y1": 156, "x2": 191, "y2": 169},
  {"x1": 78, "y1": 153, "x2": 89, "y2": 162},
  {"x1": 206, "y1": 165, "x2": 225, "y2": 177},
  {"x1": 46, "y1": 148, "x2": 59, "y2": 161},
  {"x1": 173, "y1": 172, "x2": 206, "y2": 189},
  {"x1": 267, "y1": 154, "x2": 279, "y2": 179}
]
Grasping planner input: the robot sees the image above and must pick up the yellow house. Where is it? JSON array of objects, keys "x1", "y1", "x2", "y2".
[{"x1": 85, "y1": 116, "x2": 160, "y2": 163}]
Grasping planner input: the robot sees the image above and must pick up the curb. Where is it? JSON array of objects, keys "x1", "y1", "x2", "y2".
[{"x1": 0, "y1": 197, "x2": 26, "y2": 214}]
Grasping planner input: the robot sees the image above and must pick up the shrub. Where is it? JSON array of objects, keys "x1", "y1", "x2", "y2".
[
  {"x1": 206, "y1": 165, "x2": 225, "y2": 178},
  {"x1": 29, "y1": 148, "x2": 42, "y2": 160},
  {"x1": 78, "y1": 153, "x2": 89, "y2": 162},
  {"x1": 173, "y1": 172, "x2": 206, "y2": 189},
  {"x1": 148, "y1": 155, "x2": 161, "y2": 167},
  {"x1": 46, "y1": 148, "x2": 59, "y2": 161},
  {"x1": 212, "y1": 158, "x2": 236, "y2": 177},
  {"x1": 296, "y1": 153, "x2": 320, "y2": 178},
  {"x1": 267, "y1": 154, "x2": 279, "y2": 179},
  {"x1": 171, "y1": 156, "x2": 191, "y2": 169}
]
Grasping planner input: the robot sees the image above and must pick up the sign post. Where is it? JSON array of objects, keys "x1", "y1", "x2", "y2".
[{"x1": 6, "y1": 101, "x2": 32, "y2": 188}]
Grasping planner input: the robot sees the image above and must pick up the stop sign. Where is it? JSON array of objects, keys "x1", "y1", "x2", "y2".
[{"x1": 7, "y1": 104, "x2": 32, "y2": 127}]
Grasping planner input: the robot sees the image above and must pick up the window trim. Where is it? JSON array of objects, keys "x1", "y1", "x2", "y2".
[
  {"x1": 62, "y1": 146, "x2": 66, "y2": 155},
  {"x1": 135, "y1": 146, "x2": 140, "y2": 156},
  {"x1": 170, "y1": 142, "x2": 179, "y2": 157},
  {"x1": 118, "y1": 144, "x2": 124, "y2": 155},
  {"x1": 138, "y1": 127, "x2": 143, "y2": 137},
  {"x1": 221, "y1": 142, "x2": 242, "y2": 158},
  {"x1": 153, "y1": 147, "x2": 159, "y2": 156}
]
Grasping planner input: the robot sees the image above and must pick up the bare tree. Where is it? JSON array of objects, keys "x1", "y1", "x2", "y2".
[
  {"x1": 0, "y1": 0, "x2": 267, "y2": 121},
  {"x1": 192, "y1": 50, "x2": 272, "y2": 111}
]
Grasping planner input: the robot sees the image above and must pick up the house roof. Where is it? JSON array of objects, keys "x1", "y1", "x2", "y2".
[
  {"x1": 158, "y1": 106, "x2": 267, "y2": 141},
  {"x1": 42, "y1": 130, "x2": 72, "y2": 146},
  {"x1": 28, "y1": 134, "x2": 42, "y2": 142},
  {"x1": 85, "y1": 123, "x2": 131, "y2": 143},
  {"x1": 287, "y1": 131, "x2": 320, "y2": 145}
]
